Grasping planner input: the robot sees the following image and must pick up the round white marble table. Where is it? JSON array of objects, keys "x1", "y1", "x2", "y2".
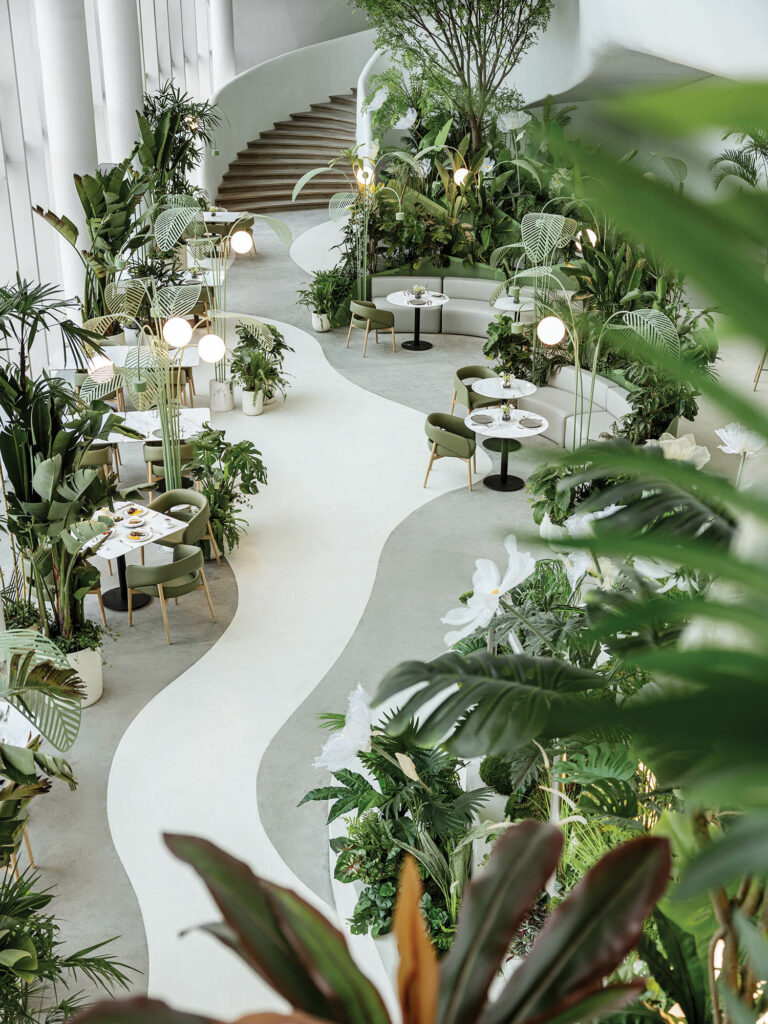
[
  {"x1": 472, "y1": 377, "x2": 536, "y2": 400},
  {"x1": 465, "y1": 406, "x2": 549, "y2": 492},
  {"x1": 386, "y1": 289, "x2": 449, "y2": 351},
  {"x1": 493, "y1": 296, "x2": 535, "y2": 320}
]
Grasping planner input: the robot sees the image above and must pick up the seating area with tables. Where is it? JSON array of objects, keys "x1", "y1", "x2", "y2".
[{"x1": 0, "y1": 3, "x2": 766, "y2": 1023}]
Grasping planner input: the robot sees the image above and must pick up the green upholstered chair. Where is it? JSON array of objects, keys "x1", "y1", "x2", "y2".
[
  {"x1": 79, "y1": 443, "x2": 118, "y2": 482},
  {"x1": 423, "y1": 413, "x2": 477, "y2": 493},
  {"x1": 346, "y1": 300, "x2": 396, "y2": 357},
  {"x1": 126, "y1": 543, "x2": 216, "y2": 644},
  {"x1": 451, "y1": 365, "x2": 499, "y2": 415},
  {"x1": 143, "y1": 441, "x2": 196, "y2": 490},
  {"x1": 148, "y1": 488, "x2": 221, "y2": 566}
]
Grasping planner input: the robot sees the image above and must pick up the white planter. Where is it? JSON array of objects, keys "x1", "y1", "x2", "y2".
[
  {"x1": 107, "y1": 330, "x2": 126, "y2": 346},
  {"x1": 124, "y1": 327, "x2": 140, "y2": 346},
  {"x1": 312, "y1": 311, "x2": 330, "y2": 332},
  {"x1": 68, "y1": 647, "x2": 103, "y2": 708},
  {"x1": 242, "y1": 389, "x2": 264, "y2": 416},
  {"x1": 539, "y1": 513, "x2": 567, "y2": 542},
  {"x1": 209, "y1": 378, "x2": 234, "y2": 412}
]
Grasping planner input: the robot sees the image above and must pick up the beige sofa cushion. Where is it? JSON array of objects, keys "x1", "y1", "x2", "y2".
[
  {"x1": 443, "y1": 277, "x2": 498, "y2": 302},
  {"x1": 518, "y1": 389, "x2": 575, "y2": 447}
]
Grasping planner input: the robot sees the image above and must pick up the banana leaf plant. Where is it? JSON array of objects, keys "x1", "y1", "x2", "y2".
[
  {"x1": 73, "y1": 823, "x2": 669, "y2": 1024},
  {"x1": 33, "y1": 156, "x2": 152, "y2": 323}
]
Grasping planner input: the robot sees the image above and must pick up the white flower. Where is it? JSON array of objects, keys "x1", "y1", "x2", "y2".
[
  {"x1": 442, "y1": 535, "x2": 535, "y2": 646},
  {"x1": 394, "y1": 107, "x2": 418, "y2": 130},
  {"x1": 645, "y1": 432, "x2": 710, "y2": 469},
  {"x1": 418, "y1": 157, "x2": 431, "y2": 177},
  {"x1": 564, "y1": 503, "x2": 625, "y2": 539},
  {"x1": 313, "y1": 684, "x2": 373, "y2": 771},
  {"x1": 632, "y1": 557, "x2": 697, "y2": 594},
  {"x1": 480, "y1": 157, "x2": 496, "y2": 176},
  {"x1": 366, "y1": 88, "x2": 387, "y2": 112},
  {"x1": 498, "y1": 110, "x2": 531, "y2": 133},
  {"x1": 715, "y1": 422, "x2": 766, "y2": 457}
]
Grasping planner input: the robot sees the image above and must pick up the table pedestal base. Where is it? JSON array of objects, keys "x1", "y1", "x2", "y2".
[
  {"x1": 154, "y1": 477, "x2": 193, "y2": 493},
  {"x1": 402, "y1": 339, "x2": 433, "y2": 351},
  {"x1": 483, "y1": 437, "x2": 521, "y2": 453},
  {"x1": 103, "y1": 589, "x2": 151, "y2": 612},
  {"x1": 483, "y1": 474, "x2": 525, "y2": 492}
]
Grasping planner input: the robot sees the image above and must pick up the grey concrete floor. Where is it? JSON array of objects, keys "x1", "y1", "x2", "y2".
[{"x1": 13, "y1": 441, "x2": 238, "y2": 1003}]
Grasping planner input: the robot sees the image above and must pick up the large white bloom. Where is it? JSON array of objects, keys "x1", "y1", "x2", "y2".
[
  {"x1": 632, "y1": 557, "x2": 697, "y2": 594},
  {"x1": 498, "y1": 110, "x2": 531, "y2": 133},
  {"x1": 313, "y1": 684, "x2": 373, "y2": 772},
  {"x1": 394, "y1": 107, "x2": 418, "y2": 130},
  {"x1": 715, "y1": 422, "x2": 766, "y2": 457},
  {"x1": 366, "y1": 89, "x2": 387, "y2": 112},
  {"x1": 480, "y1": 157, "x2": 496, "y2": 176},
  {"x1": 564, "y1": 503, "x2": 625, "y2": 539},
  {"x1": 442, "y1": 535, "x2": 535, "y2": 646},
  {"x1": 645, "y1": 432, "x2": 711, "y2": 469}
]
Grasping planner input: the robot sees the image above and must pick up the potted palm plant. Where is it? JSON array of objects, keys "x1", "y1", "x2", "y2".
[
  {"x1": 297, "y1": 268, "x2": 353, "y2": 332},
  {"x1": 230, "y1": 346, "x2": 288, "y2": 415}
]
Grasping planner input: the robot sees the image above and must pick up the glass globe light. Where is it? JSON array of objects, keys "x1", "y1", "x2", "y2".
[
  {"x1": 575, "y1": 228, "x2": 598, "y2": 252},
  {"x1": 230, "y1": 230, "x2": 253, "y2": 254},
  {"x1": 198, "y1": 333, "x2": 226, "y2": 364},
  {"x1": 355, "y1": 164, "x2": 373, "y2": 185},
  {"x1": 163, "y1": 317, "x2": 193, "y2": 348},
  {"x1": 454, "y1": 166, "x2": 470, "y2": 186},
  {"x1": 537, "y1": 315, "x2": 566, "y2": 347}
]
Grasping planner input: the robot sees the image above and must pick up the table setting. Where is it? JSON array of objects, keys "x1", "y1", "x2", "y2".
[
  {"x1": 465, "y1": 405, "x2": 549, "y2": 492},
  {"x1": 386, "y1": 287, "x2": 450, "y2": 351},
  {"x1": 89, "y1": 499, "x2": 186, "y2": 611},
  {"x1": 107, "y1": 407, "x2": 209, "y2": 444}
]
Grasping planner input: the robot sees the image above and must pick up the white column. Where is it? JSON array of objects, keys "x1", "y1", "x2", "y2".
[
  {"x1": 34, "y1": 0, "x2": 98, "y2": 304},
  {"x1": 209, "y1": 0, "x2": 235, "y2": 91},
  {"x1": 97, "y1": 0, "x2": 144, "y2": 163}
]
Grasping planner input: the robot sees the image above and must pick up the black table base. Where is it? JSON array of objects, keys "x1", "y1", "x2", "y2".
[
  {"x1": 483, "y1": 437, "x2": 521, "y2": 453},
  {"x1": 153, "y1": 476, "x2": 193, "y2": 493},
  {"x1": 481, "y1": 435, "x2": 526, "y2": 492},
  {"x1": 102, "y1": 553, "x2": 151, "y2": 612},
  {"x1": 401, "y1": 304, "x2": 433, "y2": 352}
]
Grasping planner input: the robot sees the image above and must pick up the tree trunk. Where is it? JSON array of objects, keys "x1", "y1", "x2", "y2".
[{"x1": 470, "y1": 116, "x2": 483, "y2": 155}]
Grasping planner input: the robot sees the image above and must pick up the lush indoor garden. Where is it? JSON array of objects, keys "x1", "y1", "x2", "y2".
[{"x1": 0, "y1": 2, "x2": 766, "y2": 1024}]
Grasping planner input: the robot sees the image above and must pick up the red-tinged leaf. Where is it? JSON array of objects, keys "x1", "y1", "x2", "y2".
[
  {"x1": 394, "y1": 856, "x2": 438, "y2": 1024},
  {"x1": 165, "y1": 835, "x2": 389, "y2": 1024},
  {"x1": 73, "y1": 996, "x2": 218, "y2": 1024},
  {"x1": 439, "y1": 822, "x2": 563, "y2": 1024},
  {"x1": 481, "y1": 836, "x2": 670, "y2": 1024},
  {"x1": 527, "y1": 981, "x2": 645, "y2": 1024}
]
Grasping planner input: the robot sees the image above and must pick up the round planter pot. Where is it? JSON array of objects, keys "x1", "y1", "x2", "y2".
[
  {"x1": 67, "y1": 647, "x2": 103, "y2": 708},
  {"x1": 242, "y1": 389, "x2": 264, "y2": 416},
  {"x1": 311, "y1": 311, "x2": 330, "y2": 332},
  {"x1": 124, "y1": 327, "x2": 140, "y2": 346},
  {"x1": 107, "y1": 330, "x2": 126, "y2": 346},
  {"x1": 539, "y1": 513, "x2": 567, "y2": 542},
  {"x1": 209, "y1": 378, "x2": 234, "y2": 412}
]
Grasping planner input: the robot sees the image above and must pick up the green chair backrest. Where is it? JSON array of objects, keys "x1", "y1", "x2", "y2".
[
  {"x1": 79, "y1": 445, "x2": 113, "y2": 470},
  {"x1": 454, "y1": 364, "x2": 497, "y2": 407},
  {"x1": 126, "y1": 543, "x2": 203, "y2": 590},
  {"x1": 143, "y1": 441, "x2": 196, "y2": 466},
  {"x1": 425, "y1": 412, "x2": 475, "y2": 460},
  {"x1": 149, "y1": 488, "x2": 209, "y2": 544}
]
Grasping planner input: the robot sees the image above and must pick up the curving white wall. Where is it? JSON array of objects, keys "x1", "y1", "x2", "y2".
[
  {"x1": 357, "y1": 0, "x2": 768, "y2": 152},
  {"x1": 232, "y1": 0, "x2": 368, "y2": 75},
  {"x1": 203, "y1": 29, "x2": 375, "y2": 200}
]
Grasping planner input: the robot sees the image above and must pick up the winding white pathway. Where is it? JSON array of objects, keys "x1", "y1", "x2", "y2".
[
  {"x1": 108, "y1": 319, "x2": 490, "y2": 1019},
  {"x1": 289, "y1": 219, "x2": 346, "y2": 275}
]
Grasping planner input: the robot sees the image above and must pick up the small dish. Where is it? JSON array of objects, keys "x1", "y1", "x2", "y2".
[
  {"x1": 127, "y1": 529, "x2": 150, "y2": 542},
  {"x1": 519, "y1": 417, "x2": 542, "y2": 428},
  {"x1": 125, "y1": 515, "x2": 146, "y2": 528},
  {"x1": 408, "y1": 298, "x2": 426, "y2": 306},
  {"x1": 471, "y1": 414, "x2": 493, "y2": 425}
]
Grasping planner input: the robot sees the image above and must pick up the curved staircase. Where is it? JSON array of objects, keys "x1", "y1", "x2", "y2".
[{"x1": 216, "y1": 90, "x2": 357, "y2": 213}]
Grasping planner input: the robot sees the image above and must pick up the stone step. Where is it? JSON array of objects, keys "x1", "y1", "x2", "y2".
[{"x1": 256, "y1": 127, "x2": 354, "y2": 145}]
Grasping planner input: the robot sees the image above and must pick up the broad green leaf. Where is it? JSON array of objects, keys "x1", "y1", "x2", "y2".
[{"x1": 675, "y1": 814, "x2": 768, "y2": 898}]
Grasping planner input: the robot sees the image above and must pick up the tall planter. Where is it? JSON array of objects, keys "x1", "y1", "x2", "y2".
[
  {"x1": 67, "y1": 647, "x2": 103, "y2": 707},
  {"x1": 209, "y1": 378, "x2": 234, "y2": 412}
]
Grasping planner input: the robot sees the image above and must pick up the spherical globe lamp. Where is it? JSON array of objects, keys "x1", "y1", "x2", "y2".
[
  {"x1": 537, "y1": 315, "x2": 566, "y2": 347},
  {"x1": 453, "y1": 166, "x2": 470, "y2": 186},
  {"x1": 230, "y1": 230, "x2": 253, "y2": 254},
  {"x1": 355, "y1": 164, "x2": 373, "y2": 186},
  {"x1": 163, "y1": 317, "x2": 193, "y2": 348},
  {"x1": 198, "y1": 333, "x2": 226, "y2": 364}
]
